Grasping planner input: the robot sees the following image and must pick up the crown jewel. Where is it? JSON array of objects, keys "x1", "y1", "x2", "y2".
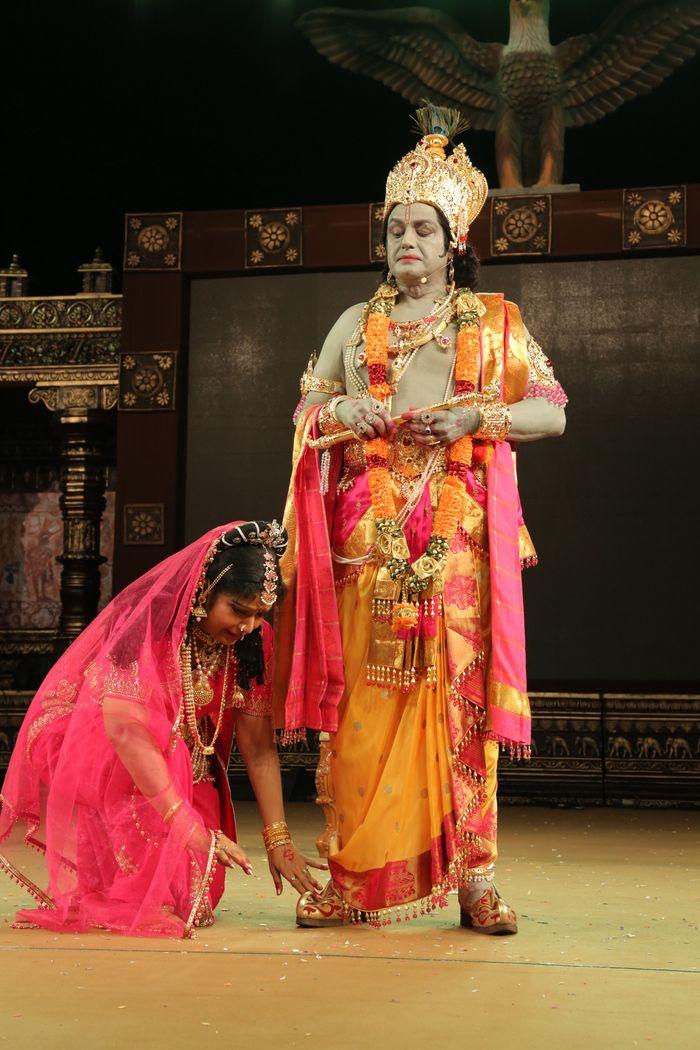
[{"x1": 383, "y1": 102, "x2": 488, "y2": 250}]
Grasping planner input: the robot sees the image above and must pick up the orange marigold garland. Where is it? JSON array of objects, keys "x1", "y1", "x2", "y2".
[
  {"x1": 364, "y1": 286, "x2": 401, "y2": 540},
  {"x1": 405, "y1": 294, "x2": 482, "y2": 595},
  {"x1": 366, "y1": 437, "x2": 395, "y2": 521},
  {"x1": 361, "y1": 285, "x2": 484, "y2": 604}
]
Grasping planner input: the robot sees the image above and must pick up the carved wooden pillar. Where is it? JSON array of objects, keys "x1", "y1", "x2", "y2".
[
  {"x1": 28, "y1": 379, "x2": 117, "y2": 651},
  {"x1": 55, "y1": 415, "x2": 109, "y2": 645}
]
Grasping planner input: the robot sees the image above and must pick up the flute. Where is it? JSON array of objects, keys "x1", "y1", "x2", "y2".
[{"x1": 307, "y1": 393, "x2": 491, "y2": 450}]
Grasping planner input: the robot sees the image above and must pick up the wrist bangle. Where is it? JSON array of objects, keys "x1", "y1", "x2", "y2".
[
  {"x1": 473, "y1": 402, "x2": 511, "y2": 442},
  {"x1": 163, "y1": 799, "x2": 183, "y2": 824},
  {"x1": 318, "y1": 396, "x2": 349, "y2": 437},
  {"x1": 262, "y1": 820, "x2": 292, "y2": 852}
]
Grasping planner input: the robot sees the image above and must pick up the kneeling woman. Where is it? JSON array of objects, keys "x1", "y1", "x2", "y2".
[{"x1": 0, "y1": 520, "x2": 323, "y2": 937}]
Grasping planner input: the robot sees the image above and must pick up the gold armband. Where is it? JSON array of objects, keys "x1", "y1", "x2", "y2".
[
  {"x1": 300, "y1": 355, "x2": 345, "y2": 397},
  {"x1": 262, "y1": 820, "x2": 292, "y2": 853},
  {"x1": 474, "y1": 402, "x2": 512, "y2": 442}
]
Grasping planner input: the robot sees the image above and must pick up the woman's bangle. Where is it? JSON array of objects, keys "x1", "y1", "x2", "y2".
[
  {"x1": 163, "y1": 799, "x2": 183, "y2": 824},
  {"x1": 473, "y1": 402, "x2": 512, "y2": 442},
  {"x1": 262, "y1": 820, "x2": 292, "y2": 853}
]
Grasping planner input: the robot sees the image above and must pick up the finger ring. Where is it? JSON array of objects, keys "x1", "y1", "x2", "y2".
[
  {"x1": 356, "y1": 421, "x2": 369, "y2": 435},
  {"x1": 424, "y1": 424, "x2": 432, "y2": 435},
  {"x1": 421, "y1": 412, "x2": 433, "y2": 425},
  {"x1": 371, "y1": 401, "x2": 382, "y2": 413},
  {"x1": 366, "y1": 413, "x2": 378, "y2": 425}
]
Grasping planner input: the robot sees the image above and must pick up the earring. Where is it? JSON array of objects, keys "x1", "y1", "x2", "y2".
[
  {"x1": 192, "y1": 591, "x2": 208, "y2": 621},
  {"x1": 447, "y1": 254, "x2": 455, "y2": 287},
  {"x1": 386, "y1": 270, "x2": 397, "y2": 287}
]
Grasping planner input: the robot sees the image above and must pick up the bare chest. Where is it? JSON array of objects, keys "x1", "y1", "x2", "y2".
[{"x1": 343, "y1": 321, "x2": 458, "y2": 415}]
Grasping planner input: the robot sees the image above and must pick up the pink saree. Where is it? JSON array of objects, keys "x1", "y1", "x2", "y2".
[{"x1": 0, "y1": 522, "x2": 264, "y2": 938}]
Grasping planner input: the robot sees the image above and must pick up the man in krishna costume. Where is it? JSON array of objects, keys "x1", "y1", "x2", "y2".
[{"x1": 274, "y1": 103, "x2": 567, "y2": 932}]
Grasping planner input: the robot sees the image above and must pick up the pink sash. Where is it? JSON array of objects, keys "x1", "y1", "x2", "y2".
[
  {"x1": 486, "y1": 441, "x2": 530, "y2": 746},
  {"x1": 284, "y1": 410, "x2": 345, "y2": 734}
]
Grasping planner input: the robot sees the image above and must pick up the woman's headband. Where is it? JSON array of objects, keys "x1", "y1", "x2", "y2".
[
  {"x1": 220, "y1": 519, "x2": 288, "y2": 556},
  {"x1": 192, "y1": 520, "x2": 287, "y2": 620}
]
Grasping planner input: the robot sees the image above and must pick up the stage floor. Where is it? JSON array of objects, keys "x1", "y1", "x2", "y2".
[{"x1": 1, "y1": 804, "x2": 698, "y2": 1049}]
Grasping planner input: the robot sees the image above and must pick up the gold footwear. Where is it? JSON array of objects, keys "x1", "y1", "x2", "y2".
[
  {"x1": 296, "y1": 879, "x2": 347, "y2": 928},
  {"x1": 459, "y1": 885, "x2": 518, "y2": 935}
]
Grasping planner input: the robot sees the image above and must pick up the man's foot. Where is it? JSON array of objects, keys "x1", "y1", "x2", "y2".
[
  {"x1": 296, "y1": 879, "x2": 347, "y2": 928},
  {"x1": 459, "y1": 885, "x2": 518, "y2": 935}
]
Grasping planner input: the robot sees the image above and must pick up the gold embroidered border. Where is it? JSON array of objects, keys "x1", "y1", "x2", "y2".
[
  {"x1": 0, "y1": 848, "x2": 55, "y2": 910},
  {"x1": 183, "y1": 832, "x2": 218, "y2": 938}
]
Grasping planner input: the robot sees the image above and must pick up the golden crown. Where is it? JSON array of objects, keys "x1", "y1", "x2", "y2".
[{"x1": 383, "y1": 103, "x2": 488, "y2": 250}]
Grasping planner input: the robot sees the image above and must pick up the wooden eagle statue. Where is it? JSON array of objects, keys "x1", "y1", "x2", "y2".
[{"x1": 298, "y1": 0, "x2": 700, "y2": 187}]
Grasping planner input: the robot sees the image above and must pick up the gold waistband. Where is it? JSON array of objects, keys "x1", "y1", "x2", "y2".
[{"x1": 343, "y1": 431, "x2": 448, "y2": 478}]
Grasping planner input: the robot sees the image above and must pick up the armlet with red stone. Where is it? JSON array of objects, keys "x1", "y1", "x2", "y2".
[{"x1": 523, "y1": 335, "x2": 568, "y2": 408}]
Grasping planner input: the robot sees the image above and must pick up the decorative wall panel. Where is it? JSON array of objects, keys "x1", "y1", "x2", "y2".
[
  {"x1": 369, "y1": 202, "x2": 386, "y2": 264},
  {"x1": 124, "y1": 213, "x2": 183, "y2": 270},
  {"x1": 119, "y1": 351, "x2": 177, "y2": 411},
  {"x1": 245, "y1": 208, "x2": 302, "y2": 269},
  {"x1": 490, "y1": 194, "x2": 552, "y2": 257},
  {"x1": 123, "y1": 503, "x2": 165, "y2": 545},
  {"x1": 622, "y1": 186, "x2": 686, "y2": 250}
]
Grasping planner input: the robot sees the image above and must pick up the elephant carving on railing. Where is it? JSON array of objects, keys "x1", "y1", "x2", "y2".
[
  {"x1": 574, "y1": 735, "x2": 600, "y2": 757},
  {"x1": 665, "y1": 736, "x2": 693, "y2": 759},
  {"x1": 608, "y1": 735, "x2": 632, "y2": 758},
  {"x1": 636, "y1": 736, "x2": 662, "y2": 759}
]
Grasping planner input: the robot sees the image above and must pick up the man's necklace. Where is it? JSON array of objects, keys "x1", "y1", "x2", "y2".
[
  {"x1": 388, "y1": 287, "x2": 455, "y2": 354},
  {"x1": 346, "y1": 288, "x2": 457, "y2": 400}
]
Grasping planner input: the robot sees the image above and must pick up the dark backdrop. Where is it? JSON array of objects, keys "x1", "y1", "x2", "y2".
[
  {"x1": 3, "y1": 0, "x2": 699, "y2": 293},
  {"x1": 186, "y1": 254, "x2": 699, "y2": 686}
]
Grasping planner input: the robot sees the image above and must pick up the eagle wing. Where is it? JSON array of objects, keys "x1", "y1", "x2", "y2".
[
  {"x1": 556, "y1": 0, "x2": 700, "y2": 127},
  {"x1": 297, "y1": 6, "x2": 503, "y2": 131}
]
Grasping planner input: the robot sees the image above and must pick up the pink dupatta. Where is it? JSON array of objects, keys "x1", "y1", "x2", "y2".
[{"x1": 0, "y1": 523, "x2": 251, "y2": 937}]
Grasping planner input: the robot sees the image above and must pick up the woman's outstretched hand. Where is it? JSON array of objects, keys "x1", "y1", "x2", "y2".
[
  {"x1": 215, "y1": 832, "x2": 253, "y2": 875},
  {"x1": 268, "y1": 843, "x2": 328, "y2": 896}
]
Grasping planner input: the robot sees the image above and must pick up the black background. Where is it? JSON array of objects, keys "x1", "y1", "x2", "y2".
[{"x1": 3, "y1": 0, "x2": 699, "y2": 292}]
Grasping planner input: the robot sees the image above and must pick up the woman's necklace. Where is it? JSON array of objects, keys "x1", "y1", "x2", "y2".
[
  {"x1": 191, "y1": 627, "x2": 225, "y2": 708},
  {"x1": 180, "y1": 635, "x2": 233, "y2": 780}
]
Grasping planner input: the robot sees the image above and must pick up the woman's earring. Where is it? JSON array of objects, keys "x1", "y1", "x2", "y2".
[
  {"x1": 447, "y1": 254, "x2": 455, "y2": 287},
  {"x1": 192, "y1": 591, "x2": 208, "y2": 621},
  {"x1": 386, "y1": 269, "x2": 397, "y2": 287}
]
